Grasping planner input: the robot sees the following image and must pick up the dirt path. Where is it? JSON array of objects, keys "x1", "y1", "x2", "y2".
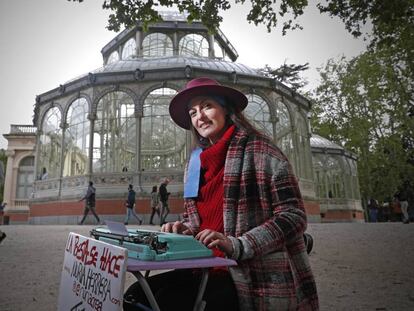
[{"x1": 0, "y1": 223, "x2": 413, "y2": 310}]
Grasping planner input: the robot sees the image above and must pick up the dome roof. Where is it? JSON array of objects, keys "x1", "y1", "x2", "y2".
[
  {"x1": 310, "y1": 134, "x2": 344, "y2": 151},
  {"x1": 92, "y1": 56, "x2": 261, "y2": 76}
]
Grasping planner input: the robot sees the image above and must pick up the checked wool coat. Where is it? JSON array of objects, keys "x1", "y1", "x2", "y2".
[{"x1": 182, "y1": 127, "x2": 319, "y2": 310}]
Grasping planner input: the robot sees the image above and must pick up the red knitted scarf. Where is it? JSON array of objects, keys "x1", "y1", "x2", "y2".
[{"x1": 198, "y1": 125, "x2": 235, "y2": 258}]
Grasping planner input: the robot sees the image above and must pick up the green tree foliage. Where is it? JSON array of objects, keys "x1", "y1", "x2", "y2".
[
  {"x1": 68, "y1": 0, "x2": 307, "y2": 33},
  {"x1": 311, "y1": 45, "x2": 414, "y2": 202},
  {"x1": 257, "y1": 62, "x2": 309, "y2": 91}
]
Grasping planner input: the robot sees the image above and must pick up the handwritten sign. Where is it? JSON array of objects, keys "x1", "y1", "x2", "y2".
[{"x1": 58, "y1": 232, "x2": 127, "y2": 311}]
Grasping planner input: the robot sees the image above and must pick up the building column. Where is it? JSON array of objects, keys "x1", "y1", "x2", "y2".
[
  {"x1": 87, "y1": 113, "x2": 96, "y2": 177},
  {"x1": 135, "y1": 98, "x2": 143, "y2": 191},
  {"x1": 2, "y1": 150, "x2": 15, "y2": 209},
  {"x1": 208, "y1": 34, "x2": 215, "y2": 58},
  {"x1": 136, "y1": 30, "x2": 142, "y2": 57}
]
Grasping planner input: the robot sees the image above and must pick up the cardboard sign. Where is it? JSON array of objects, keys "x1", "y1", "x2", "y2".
[{"x1": 58, "y1": 232, "x2": 128, "y2": 311}]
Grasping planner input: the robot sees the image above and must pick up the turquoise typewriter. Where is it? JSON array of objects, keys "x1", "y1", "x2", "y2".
[{"x1": 90, "y1": 226, "x2": 213, "y2": 261}]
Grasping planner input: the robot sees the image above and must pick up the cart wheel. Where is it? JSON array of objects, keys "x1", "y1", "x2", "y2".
[{"x1": 303, "y1": 233, "x2": 313, "y2": 254}]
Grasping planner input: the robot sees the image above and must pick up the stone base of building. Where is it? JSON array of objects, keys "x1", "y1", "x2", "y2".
[
  {"x1": 321, "y1": 210, "x2": 365, "y2": 223},
  {"x1": 1, "y1": 210, "x2": 29, "y2": 225},
  {"x1": 4, "y1": 197, "x2": 364, "y2": 225}
]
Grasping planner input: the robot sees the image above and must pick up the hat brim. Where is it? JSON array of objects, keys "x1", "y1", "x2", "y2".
[{"x1": 169, "y1": 84, "x2": 248, "y2": 129}]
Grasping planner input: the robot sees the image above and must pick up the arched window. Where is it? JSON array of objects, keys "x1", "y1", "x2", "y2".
[
  {"x1": 274, "y1": 100, "x2": 294, "y2": 164},
  {"x1": 346, "y1": 157, "x2": 361, "y2": 199},
  {"x1": 63, "y1": 98, "x2": 90, "y2": 177},
  {"x1": 179, "y1": 34, "x2": 209, "y2": 57},
  {"x1": 326, "y1": 156, "x2": 346, "y2": 199},
  {"x1": 296, "y1": 113, "x2": 313, "y2": 180},
  {"x1": 142, "y1": 33, "x2": 173, "y2": 58},
  {"x1": 38, "y1": 107, "x2": 62, "y2": 179},
  {"x1": 93, "y1": 92, "x2": 136, "y2": 172},
  {"x1": 16, "y1": 156, "x2": 34, "y2": 199},
  {"x1": 244, "y1": 94, "x2": 273, "y2": 138},
  {"x1": 312, "y1": 154, "x2": 327, "y2": 198},
  {"x1": 107, "y1": 51, "x2": 119, "y2": 64},
  {"x1": 122, "y1": 38, "x2": 136, "y2": 59},
  {"x1": 141, "y1": 88, "x2": 186, "y2": 170}
]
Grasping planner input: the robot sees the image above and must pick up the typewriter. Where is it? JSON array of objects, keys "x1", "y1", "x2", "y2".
[{"x1": 90, "y1": 226, "x2": 213, "y2": 261}]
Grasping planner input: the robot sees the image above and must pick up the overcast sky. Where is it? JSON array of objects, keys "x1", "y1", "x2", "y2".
[{"x1": 0, "y1": 0, "x2": 368, "y2": 149}]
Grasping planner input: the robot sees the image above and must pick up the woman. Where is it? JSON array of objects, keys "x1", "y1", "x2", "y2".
[
  {"x1": 149, "y1": 185, "x2": 161, "y2": 225},
  {"x1": 124, "y1": 77, "x2": 319, "y2": 310}
]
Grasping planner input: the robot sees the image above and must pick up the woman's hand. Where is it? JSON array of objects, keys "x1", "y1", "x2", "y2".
[
  {"x1": 195, "y1": 229, "x2": 233, "y2": 256},
  {"x1": 161, "y1": 221, "x2": 193, "y2": 235}
]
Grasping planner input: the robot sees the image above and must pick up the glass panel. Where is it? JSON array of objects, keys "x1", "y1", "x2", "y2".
[
  {"x1": 244, "y1": 94, "x2": 273, "y2": 138},
  {"x1": 296, "y1": 114, "x2": 313, "y2": 180},
  {"x1": 325, "y1": 156, "x2": 345, "y2": 198},
  {"x1": 63, "y1": 98, "x2": 90, "y2": 177},
  {"x1": 142, "y1": 33, "x2": 173, "y2": 58},
  {"x1": 107, "y1": 51, "x2": 119, "y2": 64},
  {"x1": 179, "y1": 34, "x2": 209, "y2": 57},
  {"x1": 38, "y1": 107, "x2": 62, "y2": 179},
  {"x1": 312, "y1": 154, "x2": 327, "y2": 198},
  {"x1": 93, "y1": 91, "x2": 136, "y2": 172},
  {"x1": 122, "y1": 38, "x2": 136, "y2": 59},
  {"x1": 214, "y1": 40, "x2": 224, "y2": 59},
  {"x1": 273, "y1": 100, "x2": 296, "y2": 167},
  {"x1": 141, "y1": 88, "x2": 186, "y2": 171}
]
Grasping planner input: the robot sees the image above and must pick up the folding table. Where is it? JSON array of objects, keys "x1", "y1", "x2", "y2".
[{"x1": 126, "y1": 256, "x2": 237, "y2": 311}]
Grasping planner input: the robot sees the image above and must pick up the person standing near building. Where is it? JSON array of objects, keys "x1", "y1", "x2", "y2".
[
  {"x1": 368, "y1": 198, "x2": 379, "y2": 222},
  {"x1": 78, "y1": 181, "x2": 100, "y2": 225},
  {"x1": 159, "y1": 178, "x2": 170, "y2": 224},
  {"x1": 397, "y1": 184, "x2": 410, "y2": 224},
  {"x1": 149, "y1": 185, "x2": 160, "y2": 225},
  {"x1": 124, "y1": 77, "x2": 318, "y2": 310},
  {"x1": 124, "y1": 184, "x2": 142, "y2": 225}
]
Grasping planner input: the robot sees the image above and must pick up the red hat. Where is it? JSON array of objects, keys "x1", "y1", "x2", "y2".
[{"x1": 169, "y1": 77, "x2": 248, "y2": 129}]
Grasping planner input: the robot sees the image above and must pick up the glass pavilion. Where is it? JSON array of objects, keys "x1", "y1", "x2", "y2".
[{"x1": 19, "y1": 12, "x2": 360, "y2": 224}]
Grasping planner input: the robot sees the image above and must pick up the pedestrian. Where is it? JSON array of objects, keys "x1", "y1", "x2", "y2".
[
  {"x1": 123, "y1": 77, "x2": 318, "y2": 310},
  {"x1": 368, "y1": 198, "x2": 379, "y2": 222},
  {"x1": 149, "y1": 185, "x2": 160, "y2": 225},
  {"x1": 78, "y1": 181, "x2": 100, "y2": 225},
  {"x1": 0, "y1": 230, "x2": 5, "y2": 244},
  {"x1": 124, "y1": 184, "x2": 142, "y2": 225},
  {"x1": 159, "y1": 177, "x2": 170, "y2": 224},
  {"x1": 397, "y1": 185, "x2": 410, "y2": 224}
]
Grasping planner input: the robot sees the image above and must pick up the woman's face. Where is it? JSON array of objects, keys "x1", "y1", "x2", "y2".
[{"x1": 188, "y1": 96, "x2": 228, "y2": 144}]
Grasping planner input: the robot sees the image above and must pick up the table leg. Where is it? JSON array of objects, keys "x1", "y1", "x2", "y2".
[
  {"x1": 193, "y1": 268, "x2": 209, "y2": 311},
  {"x1": 132, "y1": 271, "x2": 161, "y2": 311}
]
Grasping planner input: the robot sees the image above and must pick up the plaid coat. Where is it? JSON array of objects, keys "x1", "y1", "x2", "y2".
[{"x1": 183, "y1": 128, "x2": 319, "y2": 310}]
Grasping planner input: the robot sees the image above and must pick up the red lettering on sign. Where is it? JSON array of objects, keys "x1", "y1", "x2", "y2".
[{"x1": 99, "y1": 247, "x2": 124, "y2": 278}]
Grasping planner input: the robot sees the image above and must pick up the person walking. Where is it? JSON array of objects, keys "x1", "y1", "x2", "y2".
[
  {"x1": 78, "y1": 181, "x2": 100, "y2": 225},
  {"x1": 149, "y1": 185, "x2": 160, "y2": 225},
  {"x1": 397, "y1": 186, "x2": 410, "y2": 224},
  {"x1": 159, "y1": 178, "x2": 170, "y2": 225},
  {"x1": 124, "y1": 77, "x2": 318, "y2": 310},
  {"x1": 124, "y1": 184, "x2": 142, "y2": 225}
]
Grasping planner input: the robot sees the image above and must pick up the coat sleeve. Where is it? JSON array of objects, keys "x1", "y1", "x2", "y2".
[{"x1": 228, "y1": 146, "x2": 307, "y2": 261}]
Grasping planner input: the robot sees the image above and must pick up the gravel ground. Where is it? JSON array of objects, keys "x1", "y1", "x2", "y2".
[{"x1": 0, "y1": 223, "x2": 413, "y2": 311}]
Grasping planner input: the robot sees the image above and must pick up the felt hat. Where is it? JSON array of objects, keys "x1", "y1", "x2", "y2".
[{"x1": 169, "y1": 77, "x2": 248, "y2": 129}]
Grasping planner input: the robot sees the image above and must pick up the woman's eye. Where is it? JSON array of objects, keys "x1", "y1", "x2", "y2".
[{"x1": 189, "y1": 110, "x2": 196, "y2": 118}]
